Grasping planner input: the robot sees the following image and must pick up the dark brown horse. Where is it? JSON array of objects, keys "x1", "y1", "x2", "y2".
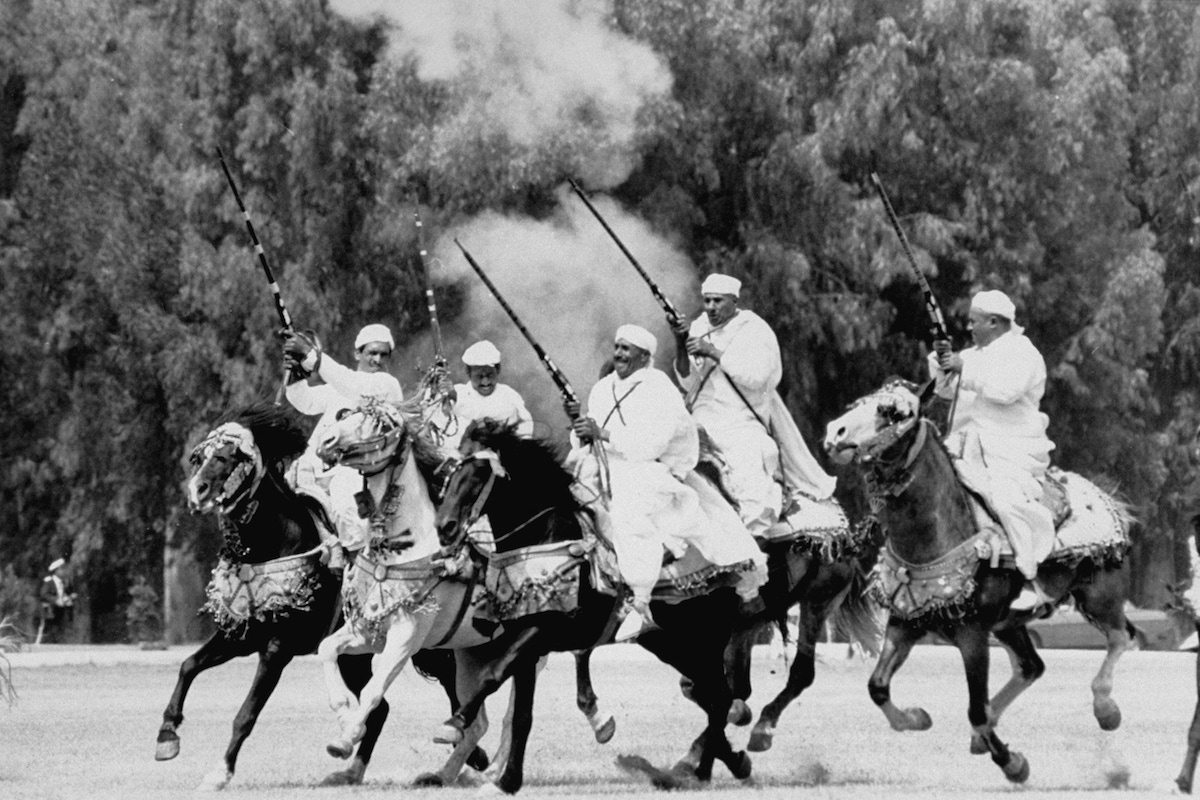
[
  {"x1": 155, "y1": 403, "x2": 481, "y2": 789},
  {"x1": 824, "y1": 381, "x2": 1135, "y2": 784},
  {"x1": 430, "y1": 419, "x2": 753, "y2": 793}
]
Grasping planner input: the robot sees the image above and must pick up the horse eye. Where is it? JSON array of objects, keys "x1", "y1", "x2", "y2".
[{"x1": 335, "y1": 408, "x2": 352, "y2": 421}]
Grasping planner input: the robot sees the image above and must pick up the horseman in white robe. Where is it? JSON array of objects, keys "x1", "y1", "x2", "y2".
[
  {"x1": 568, "y1": 324, "x2": 767, "y2": 641},
  {"x1": 440, "y1": 340, "x2": 534, "y2": 452},
  {"x1": 672, "y1": 274, "x2": 787, "y2": 535},
  {"x1": 929, "y1": 290, "x2": 1056, "y2": 609},
  {"x1": 282, "y1": 324, "x2": 404, "y2": 560}
]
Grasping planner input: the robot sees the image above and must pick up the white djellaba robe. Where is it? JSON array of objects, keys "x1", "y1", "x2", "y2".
[
  {"x1": 285, "y1": 354, "x2": 404, "y2": 501},
  {"x1": 570, "y1": 366, "x2": 767, "y2": 604},
  {"x1": 677, "y1": 309, "x2": 786, "y2": 535},
  {"x1": 928, "y1": 328, "x2": 1056, "y2": 579},
  {"x1": 440, "y1": 382, "x2": 534, "y2": 452}
]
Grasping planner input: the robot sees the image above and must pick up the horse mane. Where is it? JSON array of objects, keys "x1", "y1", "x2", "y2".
[
  {"x1": 220, "y1": 402, "x2": 308, "y2": 468},
  {"x1": 462, "y1": 418, "x2": 578, "y2": 505},
  {"x1": 394, "y1": 397, "x2": 456, "y2": 502}
]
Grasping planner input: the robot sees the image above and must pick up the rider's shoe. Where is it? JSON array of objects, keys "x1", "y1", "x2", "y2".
[
  {"x1": 615, "y1": 599, "x2": 657, "y2": 643},
  {"x1": 1010, "y1": 580, "x2": 1051, "y2": 613}
]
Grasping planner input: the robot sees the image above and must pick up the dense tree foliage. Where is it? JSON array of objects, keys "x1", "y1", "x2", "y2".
[{"x1": 0, "y1": 0, "x2": 1197, "y2": 641}]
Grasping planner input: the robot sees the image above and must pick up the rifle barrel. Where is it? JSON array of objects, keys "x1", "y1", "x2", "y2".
[
  {"x1": 870, "y1": 172, "x2": 947, "y2": 341},
  {"x1": 414, "y1": 206, "x2": 445, "y2": 363},
  {"x1": 454, "y1": 239, "x2": 580, "y2": 411}
]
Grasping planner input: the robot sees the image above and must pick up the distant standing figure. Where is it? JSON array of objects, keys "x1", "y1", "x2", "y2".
[{"x1": 39, "y1": 558, "x2": 76, "y2": 644}]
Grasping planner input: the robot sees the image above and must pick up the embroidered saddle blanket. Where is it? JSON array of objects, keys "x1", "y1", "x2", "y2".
[
  {"x1": 203, "y1": 547, "x2": 325, "y2": 633},
  {"x1": 476, "y1": 539, "x2": 592, "y2": 622},
  {"x1": 759, "y1": 492, "x2": 854, "y2": 560}
]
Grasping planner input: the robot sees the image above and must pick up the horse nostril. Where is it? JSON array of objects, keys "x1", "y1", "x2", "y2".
[{"x1": 196, "y1": 481, "x2": 209, "y2": 496}]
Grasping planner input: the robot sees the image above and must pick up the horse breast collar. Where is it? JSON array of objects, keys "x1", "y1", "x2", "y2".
[{"x1": 356, "y1": 463, "x2": 413, "y2": 554}]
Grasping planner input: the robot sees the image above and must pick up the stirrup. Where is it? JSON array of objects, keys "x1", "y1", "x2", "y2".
[{"x1": 1011, "y1": 581, "x2": 1050, "y2": 612}]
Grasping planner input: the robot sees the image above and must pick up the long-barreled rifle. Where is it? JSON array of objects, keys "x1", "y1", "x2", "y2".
[
  {"x1": 870, "y1": 172, "x2": 958, "y2": 427},
  {"x1": 567, "y1": 178, "x2": 684, "y2": 328},
  {"x1": 453, "y1": 238, "x2": 610, "y2": 497},
  {"x1": 217, "y1": 147, "x2": 293, "y2": 404},
  {"x1": 414, "y1": 205, "x2": 457, "y2": 441}
]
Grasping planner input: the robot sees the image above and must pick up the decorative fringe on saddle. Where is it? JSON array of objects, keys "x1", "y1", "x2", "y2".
[
  {"x1": 342, "y1": 551, "x2": 445, "y2": 642},
  {"x1": 479, "y1": 540, "x2": 592, "y2": 622},
  {"x1": 869, "y1": 533, "x2": 987, "y2": 623},
  {"x1": 202, "y1": 548, "x2": 324, "y2": 635}
]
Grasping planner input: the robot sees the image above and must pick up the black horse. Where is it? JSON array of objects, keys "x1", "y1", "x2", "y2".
[
  {"x1": 154, "y1": 403, "x2": 481, "y2": 789},
  {"x1": 430, "y1": 419, "x2": 753, "y2": 793},
  {"x1": 825, "y1": 381, "x2": 1136, "y2": 784}
]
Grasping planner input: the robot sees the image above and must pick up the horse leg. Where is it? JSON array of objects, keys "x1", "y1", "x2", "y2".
[
  {"x1": 415, "y1": 648, "x2": 494, "y2": 787},
  {"x1": 1075, "y1": 571, "x2": 1136, "y2": 731},
  {"x1": 411, "y1": 649, "x2": 490, "y2": 772},
  {"x1": 574, "y1": 649, "x2": 615, "y2": 743},
  {"x1": 968, "y1": 626, "x2": 1044, "y2": 754},
  {"x1": 200, "y1": 644, "x2": 295, "y2": 790},
  {"x1": 327, "y1": 614, "x2": 430, "y2": 759},
  {"x1": 867, "y1": 619, "x2": 933, "y2": 731},
  {"x1": 748, "y1": 602, "x2": 826, "y2": 752},
  {"x1": 156, "y1": 634, "x2": 242, "y2": 762},
  {"x1": 318, "y1": 653, "x2": 389, "y2": 786},
  {"x1": 952, "y1": 625, "x2": 1028, "y2": 783},
  {"x1": 434, "y1": 626, "x2": 543, "y2": 746},
  {"x1": 492, "y1": 656, "x2": 540, "y2": 794},
  {"x1": 1177, "y1": 626, "x2": 1200, "y2": 794},
  {"x1": 724, "y1": 624, "x2": 757, "y2": 727},
  {"x1": 318, "y1": 623, "x2": 374, "y2": 729}
]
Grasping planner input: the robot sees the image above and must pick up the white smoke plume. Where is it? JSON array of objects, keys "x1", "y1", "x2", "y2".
[
  {"x1": 331, "y1": 0, "x2": 672, "y2": 188},
  {"x1": 415, "y1": 186, "x2": 698, "y2": 442}
]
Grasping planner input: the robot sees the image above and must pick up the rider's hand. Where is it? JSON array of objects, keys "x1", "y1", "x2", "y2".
[
  {"x1": 686, "y1": 337, "x2": 720, "y2": 361},
  {"x1": 670, "y1": 317, "x2": 690, "y2": 344},
  {"x1": 563, "y1": 399, "x2": 581, "y2": 419},
  {"x1": 939, "y1": 351, "x2": 963, "y2": 374},
  {"x1": 571, "y1": 416, "x2": 601, "y2": 444}
]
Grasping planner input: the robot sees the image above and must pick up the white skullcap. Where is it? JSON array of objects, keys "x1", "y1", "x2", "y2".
[
  {"x1": 701, "y1": 273, "x2": 742, "y2": 297},
  {"x1": 970, "y1": 290, "x2": 1017, "y2": 321},
  {"x1": 48, "y1": 558, "x2": 65, "y2": 572},
  {"x1": 615, "y1": 324, "x2": 657, "y2": 357},
  {"x1": 462, "y1": 340, "x2": 502, "y2": 366},
  {"x1": 354, "y1": 323, "x2": 394, "y2": 351}
]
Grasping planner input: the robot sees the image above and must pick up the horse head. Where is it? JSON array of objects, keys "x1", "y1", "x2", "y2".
[
  {"x1": 317, "y1": 399, "x2": 412, "y2": 476},
  {"x1": 435, "y1": 419, "x2": 576, "y2": 553},
  {"x1": 188, "y1": 403, "x2": 307, "y2": 516},
  {"x1": 824, "y1": 380, "x2": 924, "y2": 467}
]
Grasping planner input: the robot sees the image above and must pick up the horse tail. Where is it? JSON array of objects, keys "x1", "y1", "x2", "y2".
[{"x1": 828, "y1": 565, "x2": 882, "y2": 657}]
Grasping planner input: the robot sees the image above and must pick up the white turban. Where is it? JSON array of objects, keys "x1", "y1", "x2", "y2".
[
  {"x1": 48, "y1": 558, "x2": 65, "y2": 572},
  {"x1": 970, "y1": 290, "x2": 1017, "y2": 321},
  {"x1": 701, "y1": 273, "x2": 742, "y2": 297},
  {"x1": 462, "y1": 340, "x2": 502, "y2": 366},
  {"x1": 355, "y1": 323, "x2": 394, "y2": 351},
  {"x1": 615, "y1": 324, "x2": 657, "y2": 357}
]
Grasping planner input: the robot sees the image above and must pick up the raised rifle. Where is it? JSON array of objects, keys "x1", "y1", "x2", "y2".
[
  {"x1": 567, "y1": 178, "x2": 684, "y2": 328},
  {"x1": 217, "y1": 148, "x2": 294, "y2": 404},
  {"x1": 454, "y1": 238, "x2": 611, "y2": 498},
  {"x1": 414, "y1": 205, "x2": 456, "y2": 440}
]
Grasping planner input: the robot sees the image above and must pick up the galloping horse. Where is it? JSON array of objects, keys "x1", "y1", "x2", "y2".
[
  {"x1": 155, "y1": 404, "x2": 391, "y2": 789},
  {"x1": 429, "y1": 419, "x2": 753, "y2": 793},
  {"x1": 824, "y1": 380, "x2": 1135, "y2": 784}
]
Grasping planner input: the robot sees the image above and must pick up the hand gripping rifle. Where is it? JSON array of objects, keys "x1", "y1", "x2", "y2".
[
  {"x1": 454, "y1": 238, "x2": 611, "y2": 498},
  {"x1": 217, "y1": 148, "x2": 295, "y2": 404},
  {"x1": 568, "y1": 178, "x2": 684, "y2": 328},
  {"x1": 870, "y1": 172, "x2": 958, "y2": 427}
]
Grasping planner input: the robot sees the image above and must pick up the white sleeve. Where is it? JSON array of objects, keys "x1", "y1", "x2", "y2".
[
  {"x1": 718, "y1": 317, "x2": 781, "y2": 393},
  {"x1": 285, "y1": 381, "x2": 330, "y2": 416},
  {"x1": 317, "y1": 355, "x2": 404, "y2": 403}
]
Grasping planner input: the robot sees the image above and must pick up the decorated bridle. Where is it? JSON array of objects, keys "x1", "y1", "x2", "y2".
[
  {"x1": 852, "y1": 385, "x2": 933, "y2": 499},
  {"x1": 440, "y1": 447, "x2": 556, "y2": 552},
  {"x1": 189, "y1": 422, "x2": 265, "y2": 516},
  {"x1": 321, "y1": 400, "x2": 409, "y2": 475}
]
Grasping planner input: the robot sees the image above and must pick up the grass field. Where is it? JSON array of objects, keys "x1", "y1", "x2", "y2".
[{"x1": 1, "y1": 640, "x2": 1196, "y2": 799}]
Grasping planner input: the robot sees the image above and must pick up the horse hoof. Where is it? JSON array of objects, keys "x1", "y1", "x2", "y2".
[
  {"x1": 466, "y1": 745, "x2": 490, "y2": 772},
  {"x1": 155, "y1": 737, "x2": 180, "y2": 761},
  {"x1": 906, "y1": 707, "x2": 933, "y2": 731},
  {"x1": 319, "y1": 764, "x2": 365, "y2": 786},
  {"x1": 1095, "y1": 700, "x2": 1122, "y2": 731},
  {"x1": 969, "y1": 733, "x2": 987, "y2": 755},
  {"x1": 433, "y1": 722, "x2": 464, "y2": 746},
  {"x1": 1175, "y1": 775, "x2": 1193, "y2": 794},
  {"x1": 326, "y1": 737, "x2": 354, "y2": 760},
  {"x1": 728, "y1": 750, "x2": 752, "y2": 780},
  {"x1": 728, "y1": 699, "x2": 753, "y2": 726},
  {"x1": 671, "y1": 759, "x2": 698, "y2": 777},
  {"x1": 1003, "y1": 751, "x2": 1030, "y2": 784},
  {"x1": 198, "y1": 766, "x2": 233, "y2": 791},
  {"x1": 594, "y1": 714, "x2": 616, "y2": 744},
  {"x1": 747, "y1": 729, "x2": 773, "y2": 752},
  {"x1": 411, "y1": 772, "x2": 445, "y2": 788}
]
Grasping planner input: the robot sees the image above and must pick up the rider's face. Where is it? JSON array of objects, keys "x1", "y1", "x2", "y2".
[
  {"x1": 703, "y1": 293, "x2": 738, "y2": 327},
  {"x1": 612, "y1": 340, "x2": 650, "y2": 379},
  {"x1": 355, "y1": 342, "x2": 392, "y2": 373},
  {"x1": 468, "y1": 365, "x2": 499, "y2": 396},
  {"x1": 967, "y1": 311, "x2": 1004, "y2": 348}
]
